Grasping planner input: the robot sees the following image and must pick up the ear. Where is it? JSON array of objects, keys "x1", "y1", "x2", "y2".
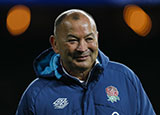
[{"x1": 49, "y1": 35, "x2": 59, "y2": 54}]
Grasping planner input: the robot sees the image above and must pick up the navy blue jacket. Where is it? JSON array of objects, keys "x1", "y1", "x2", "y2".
[{"x1": 16, "y1": 48, "x2": 155, "y2": 115}]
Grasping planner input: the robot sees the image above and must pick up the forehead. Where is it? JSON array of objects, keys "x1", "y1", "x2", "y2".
[
  {"x1": 60, "y1": 13, "x2": 96, "y2": 32},
  {"x1": 64, "y1": 16, "x2": 90, "y2": 28}
]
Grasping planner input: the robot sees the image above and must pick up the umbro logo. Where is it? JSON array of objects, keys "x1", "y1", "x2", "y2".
[
  {"x1": 112, "y1": 111, "x2": 119, "y2": 115},
  {"x1": 53, "y1": 98, "x2": 69, "y2": 109}
]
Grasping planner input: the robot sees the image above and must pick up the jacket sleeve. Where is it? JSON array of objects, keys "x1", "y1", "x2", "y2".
[
  {"x1": 133, "y1": 74, "x2": 156, "y2": 115},
  {"x1": 16, "y1": 89, "x2": 35, "y2": 115},
  {"x1": 15, "y1": 79, "x2": 39, "y2": 115}
]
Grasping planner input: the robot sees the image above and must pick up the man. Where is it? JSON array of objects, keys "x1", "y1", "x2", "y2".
[{"x1": 16, "y1": 9, "x2": 155, "y2": 115}]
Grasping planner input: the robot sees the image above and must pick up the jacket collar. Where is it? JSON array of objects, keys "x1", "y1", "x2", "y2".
[{"x1": 33, "y1": 48, "x2": 109, "y2": 79}]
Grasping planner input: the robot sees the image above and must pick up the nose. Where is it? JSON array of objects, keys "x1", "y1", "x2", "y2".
[{"x1": 76, "y1": 39, "x2": 88, "y2": 52}]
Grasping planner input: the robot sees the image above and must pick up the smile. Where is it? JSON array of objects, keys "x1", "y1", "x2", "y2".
[{"x1": 74, "y1": 55, "x2": 89, "y2": 61}]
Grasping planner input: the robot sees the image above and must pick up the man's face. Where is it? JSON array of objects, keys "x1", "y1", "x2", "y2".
[{"x1": 55, "y1": 15, "x2": 98, "y2": 72}]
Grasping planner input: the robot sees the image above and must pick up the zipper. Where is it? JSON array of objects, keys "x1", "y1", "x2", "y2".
[{"x1": 84, "y1": 64, "x2": 102, "y2": 87}]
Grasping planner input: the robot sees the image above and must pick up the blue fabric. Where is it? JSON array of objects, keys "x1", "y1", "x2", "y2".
[
  {"x1": 16, "y1": 48, "x2": 156, "y2": 115},
  {"x1": 40, "y1": 54, "x2": 62, "y2": 79}
]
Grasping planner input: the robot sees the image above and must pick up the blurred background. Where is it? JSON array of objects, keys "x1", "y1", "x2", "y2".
[{"x1": 0, "y1": 0, "x2": 159, "y2": 114}]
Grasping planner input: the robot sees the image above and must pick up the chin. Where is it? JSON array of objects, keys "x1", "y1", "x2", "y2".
[{"x1": 74, "y1": 62, "x2": 92, "y2": 71}]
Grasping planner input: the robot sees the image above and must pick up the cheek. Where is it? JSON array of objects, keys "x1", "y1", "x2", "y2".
[
  {"x1": 66, "y1": 43, "x2": 78, "y2": 52},
  {"x1": 89, "y1": 41, "x2": 99, "y2": 60},
  {"x1": 59, "y1": 43, "x2": 77, "y2": 56},
  {"x1": 89, "y1": 41, "x2": 98, "y2": 51}
]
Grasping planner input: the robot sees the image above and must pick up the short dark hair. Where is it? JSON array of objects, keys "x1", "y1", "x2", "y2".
[{"x1": 53, "y1": 9, "x2": 97, "y2": 37}]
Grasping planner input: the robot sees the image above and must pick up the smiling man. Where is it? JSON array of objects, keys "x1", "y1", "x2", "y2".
[
  {"x1": 16, "y1": 9, "x2": 155, "y2": 115},
  {"x1": 50, "y1": 10, "x2": 98, "y2": 81}
]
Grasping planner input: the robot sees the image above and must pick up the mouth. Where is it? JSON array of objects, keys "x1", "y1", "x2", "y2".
[{"x1": 74, "y1": 55, "x2": 90, "y2": 61}]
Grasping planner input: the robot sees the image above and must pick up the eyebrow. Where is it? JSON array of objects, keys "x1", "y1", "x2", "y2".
[
  {"x1": 84, "y1": 33, "x2": 94, "y2": 38},
  {"x1": 67, "y1": 34, "x2": 79, "y2": 39},
  {"x1": 67, "y1": 33, "x2": 94, "y2": 39}
]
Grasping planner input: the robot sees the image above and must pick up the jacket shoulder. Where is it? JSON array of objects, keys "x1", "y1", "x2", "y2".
[
  {"x1": 24, "y1": 78, "x2": 50, "y2": 102},
  {"x1": 107, "y1": 61, "x2": 135, "y2": 75},
  {"x1": 16, "y1": 78, "x2": 50, "y2": 114},
  {"x1": 106, "y1": 61, "x2": 140, "y2": 88}
]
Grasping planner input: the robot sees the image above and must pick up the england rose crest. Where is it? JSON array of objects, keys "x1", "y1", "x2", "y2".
[{"x1": 105, "y1": 86, "x2": 120, "y2": 103}]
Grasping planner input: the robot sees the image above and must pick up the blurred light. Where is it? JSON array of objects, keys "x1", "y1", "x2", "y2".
[
  {"x1": 123, "y1": 4, "x2": 152, "y2": 37},
  {"x1": 6, "y1": 5, "x2": 31, "y2": 36}
]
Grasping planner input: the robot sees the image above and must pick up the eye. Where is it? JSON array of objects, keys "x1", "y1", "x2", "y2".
[
  {"x1": 86, "y1": 37, "x2": 93, "y2": 42},
  {"x1": 68, "y1": 39, "x2": 78, "y2": 44}
]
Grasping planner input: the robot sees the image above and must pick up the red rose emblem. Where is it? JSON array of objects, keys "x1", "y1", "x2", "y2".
[{"x1": 106, "y1": 86, "x2": 119, "y2": 97}]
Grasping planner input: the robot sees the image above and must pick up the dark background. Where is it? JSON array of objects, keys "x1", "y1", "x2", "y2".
[{"x1": 0, "y1": 2, "x2": 159, "y2": 115}]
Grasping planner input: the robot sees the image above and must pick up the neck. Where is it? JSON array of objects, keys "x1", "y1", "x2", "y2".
[
  {"x1": 71, "y1": 69, "x2": 91, "y2": 81},
  {"x1": 61, "y1": 62, "x2": 92, "y2": 81}
]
